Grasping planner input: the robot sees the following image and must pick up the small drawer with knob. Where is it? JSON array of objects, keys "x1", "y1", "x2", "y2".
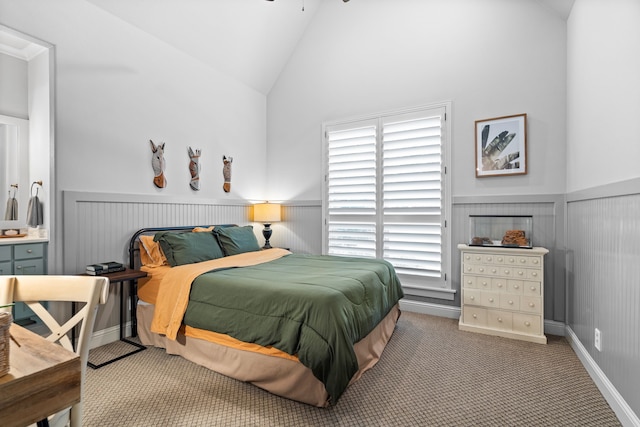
[
  {"x1": 15, "y1": 258, "x2": 44, "y2": 275},
  {"x1": 523, "y1": 281, "x2": 541, "y2": 296},
  {"x1": 463, "y1": 289, "x2": 481, "y2": 305},
  {"x1": 520, "y1": 296, "x2": 542, "y2": 314},
  {"x1": 526, "y1": 269, "x2": 541, "y2": 280},
  {"x1": 499, "y1": 294, "x2": 521, "y2": 311},
  {"x1": 487, "y1": 310, "x2": 513, "y2": 331},
  {"x1": 476, "y1": 277, "x2": 491, "y2": 290},
  {"x1": 513, "y1": 313, "x2": 542, "y2": 335},
  {"x1": 14, "y1": 243, "x2": 44, "y2": 260},
  {"x1": 463, "y1": 275, "x2": 478, "y2": 289},
  {"x1": 480, "y1": 291, "x2": 500, "y2": 308},
  {"x1": 491, "y1": 277, "x2": 506, "y2": 291},
  {"x1": 463, "y1": 306, "x2": 487, "y2": 327},
  {"x1": 506, "y1": 279, "x2": 524, "y2": 294}
]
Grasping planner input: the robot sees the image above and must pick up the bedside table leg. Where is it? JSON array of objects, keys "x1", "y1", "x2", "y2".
[{"x1": 129, "y1": 279, "x2": 138, "y2": 338}]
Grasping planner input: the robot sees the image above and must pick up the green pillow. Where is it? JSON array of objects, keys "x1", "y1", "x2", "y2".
[
  {"x1": 154, "y1": 231, "x2": 224, "y2": 267},
  {"x1": 213, "y1": 225, "x2": 260, "y2": 256}
]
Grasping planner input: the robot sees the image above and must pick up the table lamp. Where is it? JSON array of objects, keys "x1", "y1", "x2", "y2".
[{"x1": 253, "y1": 202, "x2": 281, "y2": 249}]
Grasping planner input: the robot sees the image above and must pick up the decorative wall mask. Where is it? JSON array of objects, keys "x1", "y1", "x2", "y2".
[
  {"x1": 150, "y1": 140, "x2": 166, "y2": 188},
  {"x1": 188, "y1": 147, "x2": 201, "y2": 191},
  {"x1": 222, "y1": 155, "x2": 233, "y2": 193}
]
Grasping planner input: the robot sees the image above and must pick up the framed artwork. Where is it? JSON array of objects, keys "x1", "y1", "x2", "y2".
[{"x1": 475, "y1": 113, "x2": 527, "y2": 178}]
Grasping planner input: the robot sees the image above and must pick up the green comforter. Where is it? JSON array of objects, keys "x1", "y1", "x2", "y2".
[{"x1": 183, "y1": 253, "x2": 404, "y2": 403}]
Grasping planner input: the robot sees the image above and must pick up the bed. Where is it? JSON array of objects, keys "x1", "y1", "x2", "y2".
[{"x1": 129, "y1": 225, "x2": 404, "y2": 407}]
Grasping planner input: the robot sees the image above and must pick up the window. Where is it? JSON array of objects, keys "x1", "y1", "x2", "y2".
[{"x1": 322, "y1": 103, "x2": 453, "y2": 299}]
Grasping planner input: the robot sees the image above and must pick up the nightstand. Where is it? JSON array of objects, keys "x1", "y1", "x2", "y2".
[{"x1": 79, "y1": 268, "x2": 148, "y2": 368}]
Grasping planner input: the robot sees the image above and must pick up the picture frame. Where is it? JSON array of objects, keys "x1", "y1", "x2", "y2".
[{"x1": 475, "y1": 113, "x2": 527, "y2": 178}]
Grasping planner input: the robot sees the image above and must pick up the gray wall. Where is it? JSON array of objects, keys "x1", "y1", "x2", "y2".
[
  {"x1": 564, "y1": 2, "x2": 640, "y2": 423},
  {"x1": 566, "y1": 180, "x2": 640, "y2": 419}
]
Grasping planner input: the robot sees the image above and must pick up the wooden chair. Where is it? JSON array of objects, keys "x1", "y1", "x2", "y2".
[{"x1": 0, "y1": 275, "x2": 109, "y2": 427}]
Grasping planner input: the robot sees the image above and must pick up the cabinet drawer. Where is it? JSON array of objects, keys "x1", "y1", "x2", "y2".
[
  {"x1": 463, "y1": 289, "x2": 481, "y2": 305},
  {"x1": 479, "y1": 291, "x2": 500, "y2": 308},
  {"x1": 513, "y1": 313, "x2": 542, "y2": 335},
  {"x1": 523, "y1": 281, "x2": 541, "y2": 296},
  {"x1": 487, "y1": 310, "x2": 513, "y2": 331},
  {"x1": 463, "y1": 275, "x2": 479, "y2": 289},
  {"x1": 491, "y1": 277, "x2": 507, "y2": 292},
  {"x1": 0, "y1": 261, "x2": 12, "y2": 275},
  {"x1": 506, "y1": 280, "x2": 524, "y2": 294},
  {"x1": 15, "y1": 259, "x2": 44, "y2": 275},
  {"x1": 476, "y1": 276, "x2": 491, "y2": 290},
  {"x1": 520, "y1": 296, "x2": 542, "y2": 314},
  {"x1": 0, "y1": 246, "x2": 11, "y2": 261},
  {"x1": 463, "y1": 306, "x2": 487, "y2": 327},
  {"x1": 14, "y1": 243, "x2": 44, "y2": 260},
  {"x1": 499, "y1": 294, "x2": 520, "y2": 311}
]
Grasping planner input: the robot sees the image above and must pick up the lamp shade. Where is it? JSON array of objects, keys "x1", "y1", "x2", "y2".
[{"x1": 253, "y1": 203, "x2": 281, "y2": 223}]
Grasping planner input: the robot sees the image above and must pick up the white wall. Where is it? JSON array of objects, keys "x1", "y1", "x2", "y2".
[
  {"x1": 566, "y1": 0, "x2": 640, "y2": 192},
  {"x1": 267, "y1": 0, "x2": 568, "y2": 201},
  {"x1": 0, "y1": 0, "x2": 268, "y2": 204},
  {"x1": 28, "y1": 50, "x2": 52, "y2": 233}
]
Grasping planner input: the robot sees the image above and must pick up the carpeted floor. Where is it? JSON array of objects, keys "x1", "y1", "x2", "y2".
[{"x1": 84, "y1": 311, "x2": 621, "y2": 426}]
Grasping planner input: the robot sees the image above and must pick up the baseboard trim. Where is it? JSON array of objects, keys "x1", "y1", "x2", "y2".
[
  {"x1": 89, "y1": 323, "x2": 130, "y2": 350},
  {"x1": 565, "y1": 326, "x2": 640, "y2": 427},
  {"x1": 544, "y1": 320, "x2": 566, "y2": 337},
  {"x1": 399, "y1": 300, "x2": 461, "y2": 319}
]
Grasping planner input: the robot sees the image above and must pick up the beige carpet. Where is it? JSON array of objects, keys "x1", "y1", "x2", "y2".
[{"x1": 84, "y1": 311, "x2": 621, "y2": 426}]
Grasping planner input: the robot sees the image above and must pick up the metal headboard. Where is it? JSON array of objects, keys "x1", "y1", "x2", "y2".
[{"x1": 128, "y1": 224, "x2": 237, "y2": 269}]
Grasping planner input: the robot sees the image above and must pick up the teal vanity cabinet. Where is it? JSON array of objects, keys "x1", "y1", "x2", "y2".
[{"x1": 0, "y1": 240, "x2": 48, "y2": 325}]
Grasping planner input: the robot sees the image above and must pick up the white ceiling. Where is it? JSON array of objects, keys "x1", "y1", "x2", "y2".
[
  {"x1": 539, "y1": 0, "x2": 575, "y2": 20},
  {"x1": 85, "y1": 0, "x2": 323, "y2": 95},
  {"x1": 1, "y1": 0, "x2": 574, "y2": 95}
]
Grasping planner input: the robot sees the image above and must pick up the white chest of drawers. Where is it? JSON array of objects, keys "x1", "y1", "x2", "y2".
[{"x1": 458, "y1": 244, "x2": 549, "y2": 344}]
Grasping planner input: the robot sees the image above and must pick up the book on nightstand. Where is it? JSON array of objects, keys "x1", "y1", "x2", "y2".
[{"x1": 86, "y1": 261, "x2": 125, "y2": 275}]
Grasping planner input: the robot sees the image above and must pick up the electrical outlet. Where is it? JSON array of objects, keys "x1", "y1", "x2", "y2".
[{"x1": 594, "y1": 328, "x2": 602, "y2": 351}]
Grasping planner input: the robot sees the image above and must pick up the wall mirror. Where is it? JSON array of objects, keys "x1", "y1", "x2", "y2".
[
  {"x1": 0, "y1": 25, "x2": 53, "y2": 234},
  {"x1": 0, "y1": 115, "x2": 29, "y2": 228}
]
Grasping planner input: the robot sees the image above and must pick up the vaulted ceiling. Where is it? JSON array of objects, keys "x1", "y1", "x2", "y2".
[
  {"x1": 2, "y1": 0, "x2": 574, "y2": 96},
  {"x1": 86, "y1": 0, "x2": 323, "y2": 95}
]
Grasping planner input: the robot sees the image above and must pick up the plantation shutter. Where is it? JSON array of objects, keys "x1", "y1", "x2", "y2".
[
  {"x1": 382, "y1": 109, "x2": 444, "y2": 282},
  {"x1": 326, "y1": 121, "x2": 378, "y2": 258},
  {"x1": 323, "y1": 104, "x2": 450, "y2": 294}
]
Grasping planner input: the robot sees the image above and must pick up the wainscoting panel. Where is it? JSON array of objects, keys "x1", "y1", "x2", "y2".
[
  {"x1": 62, "y1": 192, "x2": 324, "y2": 334},
  {"x1": 567, "y1": 192, "x2": 640, "y2": 415},
  {"x1": 269, "y1": 202, "x2": 322, "y2": 255},
  {"x1": 63, "y1": 191, "x2": 251, "y2": 333},
  {"x1": 451, "y1": 195, "x2": 565, "y2": 322}
]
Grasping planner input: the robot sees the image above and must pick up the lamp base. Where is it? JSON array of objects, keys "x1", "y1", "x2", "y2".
[{"x1": 262, "y1": 223, "x2": 273, "y2": 249}]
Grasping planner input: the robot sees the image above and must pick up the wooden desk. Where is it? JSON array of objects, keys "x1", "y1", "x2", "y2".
[{"x1": 0, "y1": 324, "x2": 80, "y2": 427}]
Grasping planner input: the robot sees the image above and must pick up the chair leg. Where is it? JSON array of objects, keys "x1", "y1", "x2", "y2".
[{"x1": 70, "y1": 403, "x2": 82, "y2": 427}]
